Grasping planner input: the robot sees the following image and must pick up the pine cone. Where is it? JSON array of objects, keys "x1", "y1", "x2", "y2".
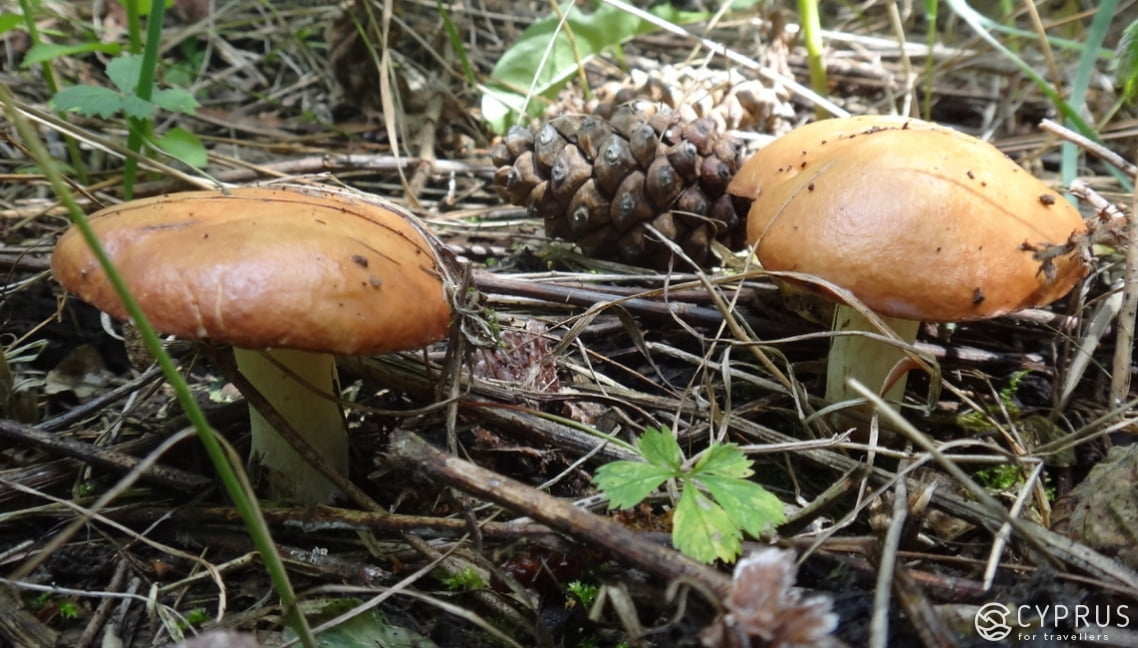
[{"x1": 491, "y1": 103, "x2": 749, "y2": 269}]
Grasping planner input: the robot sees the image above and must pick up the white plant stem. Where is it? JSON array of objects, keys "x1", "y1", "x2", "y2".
[{"x1": 234, "y1": 347, "x2": 347, "y2": 503}]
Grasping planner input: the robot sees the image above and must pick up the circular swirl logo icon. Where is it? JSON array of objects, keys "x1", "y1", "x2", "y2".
[{"x1": 975, "y1": 602, "x2": 1012, "y2": 641}]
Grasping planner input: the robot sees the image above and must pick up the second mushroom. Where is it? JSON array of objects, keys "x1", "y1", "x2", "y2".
[{"x1": 727, "y1": 115, "x2": 1088, "y2": 420}]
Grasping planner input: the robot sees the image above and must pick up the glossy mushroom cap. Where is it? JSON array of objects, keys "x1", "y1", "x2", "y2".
[
  {"x1": 727, "y1": 116, "x2": 1088, "y2": 322},
  {"x1": 51, "y1": 184, "x2": 452, "y2": 353}
]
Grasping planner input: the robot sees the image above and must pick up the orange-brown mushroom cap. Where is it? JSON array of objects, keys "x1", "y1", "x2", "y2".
[
  {"x1": 727, "y1": 116, "x2": 1089, "y2": 322},
  {"x1": 51, "y1": 185, "x2": 452, "y2": 354}
]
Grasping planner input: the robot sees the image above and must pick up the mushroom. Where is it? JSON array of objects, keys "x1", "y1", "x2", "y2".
[
  {"x1": 727, "y1": 116, "x2": 1088, "y2": 417},
  {"x1": 51, "y1": 184, "x2": 453, "y2": 503}
]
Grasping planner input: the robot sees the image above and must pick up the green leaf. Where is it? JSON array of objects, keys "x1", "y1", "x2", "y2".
[
  {"x1": 673, "y1": 484, "x2": 742, "y2": 563},
  {"x1": 51, "y1": 85, "x2": 125, "y2": 118},
  {"x1": 594, "y1": 460, "x2": 673, "y2": 509},
  {"x1": 0, "y1": 14, "x2": 23, "y2": 34},
  {"x1": 436, "y1": 0, "x2": 475, "y2": 85},
  {"x1": 692, "y1": 442, "x2": 752, "y2": 479},
  {"x1": 636, "y1": 427, "x2": 683, "y2": 471},
  {"x1": 106, "y1": 54, "x2": 143, "y2": 93},
  {"x1": 152, "y1": 127, "x2": 207, "y2": 167},
  {"x1": 697, "y1": 474, "x2": 784, "y2": 538},
  {"x1": 120, "y1": 94, "x2": 156, "y2": 120},
  {"x1": 481, "y1": 2, "x2": 708, "y2": 133},
  {"x1": 1118, "y1": 19, "x2": 1138, "y2": 103},
  {"x1": 22, "y1": 41, "x2": 122, "y2": 67},
  {"x1": 151, "y1": 87, "x2": 199, "y2": 114}
]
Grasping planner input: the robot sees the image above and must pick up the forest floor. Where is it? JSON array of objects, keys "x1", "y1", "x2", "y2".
[{"x1": 3, "y1": 1, "x2": 1138, "y2": 647}]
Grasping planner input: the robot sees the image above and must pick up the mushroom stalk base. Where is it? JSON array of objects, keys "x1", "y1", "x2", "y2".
[
  {"x1": 235, "y1": 347, "x2": 347, "y2": 504},
  {"x1": 825, "y1": 305, "x2": 920, "y2": 414}
]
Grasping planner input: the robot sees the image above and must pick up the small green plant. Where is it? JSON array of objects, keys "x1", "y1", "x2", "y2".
[
  {"x1": 175, "y1": 606, "x2": 212, "y2": 632},
  {"x1": 442, "y1": 566, "x2": 487, "y2": 591},
  {"x1": 184, "y1": 607, "x2": 211, "y2": 627},
  {"x1": 974, "y1": 463, "x2": 1024, "y2": 491},
  {"x1": 31, "y1": 592, "x2": 81, "y2": 624},
  {"x1": 953, "y1": 370, "x2": 1030, "y2": 433},
  {"x1": 996, "y1": 370, "x2": 1029, "y2": 412},
  {"x1": 58, "y1": 600, "x2": 80, "y2": 620},
  {"x1": 566, "y1": 580, "x2": 599, "y2": 608},
  {"x1": 20, "y1": 0, "x2": 208, "y2": 197},
  {"x1": 594, "y1": 427, "x2": 784, "y2": 563},
  {"x1": 50, "y1": 53, "x2": 204, "y2": 167}
]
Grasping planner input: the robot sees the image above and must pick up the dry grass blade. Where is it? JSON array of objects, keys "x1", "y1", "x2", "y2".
[
  {"x1": 850, "y1": 381, "x2": 1138, "y2": 595},
  {"x1": 1112, "y1": 183, "x2": 1138, "y2": 405}
]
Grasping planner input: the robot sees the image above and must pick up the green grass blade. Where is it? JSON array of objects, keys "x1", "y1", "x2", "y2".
[
  {"x1": 435, "y1": 0, "x2": 475, "y2": 86},
  {"x1": 1061, "y1": 0, "x2": 1117, "y2": 186},
  {"x1": 922, "y1": 0, "x2": 938, "y2": 119},
  {"x1": 797, "y1": 0, "x2": 828, "y2": 119},
  {"x1": 943, "y1": 0, "x2": 1089, "y2": 131},
  {"x1": 942, "y1": 4, "x2": 1110, "y2": 57},
  {"x1": 121, "y1": 0, "x2": 167, "y2": 199}
]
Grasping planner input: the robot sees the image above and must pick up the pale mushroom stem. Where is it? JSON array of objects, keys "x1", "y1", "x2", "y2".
[
  {"x1": 234, "y1": 347, "x2": 347, "y2": 503},
  {"x1": 825, "y1": 304, "x2": 921, "y2": 412}
]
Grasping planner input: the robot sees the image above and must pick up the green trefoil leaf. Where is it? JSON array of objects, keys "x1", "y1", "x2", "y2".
[
  {"x1": 673, "y1": 485, "x2": 742, "y2": 563},
  {"x1": 594, "y1": 460, "x2": 673, "y2": 510}
]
